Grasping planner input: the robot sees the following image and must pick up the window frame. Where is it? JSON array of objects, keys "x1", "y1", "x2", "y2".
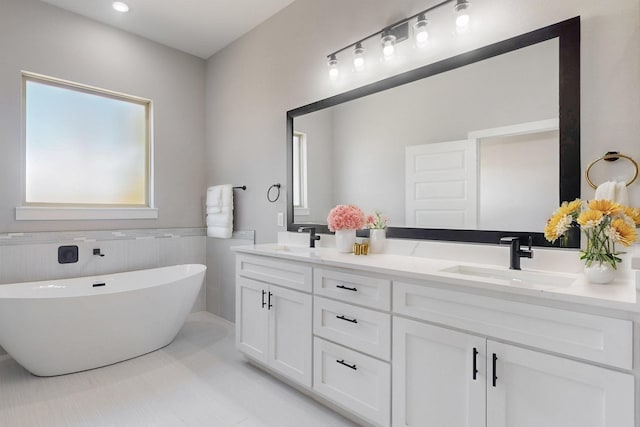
[
  {"x1": 292, "y1": 131, "x2": 309, "y2": 216},
  {"x1": 16, "y1": 71, "x2": 157, "y2": 220}
]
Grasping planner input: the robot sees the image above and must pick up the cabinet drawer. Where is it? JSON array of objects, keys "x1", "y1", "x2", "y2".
[
  {"x1": 236, "y1": 255, "x2": 312, "y2": 292},
  {"x1": 314, "y1": 296, "x2": 391, "y2": 360},
  {"x1": 393, "y1": 281, "x2": 633, "y2": 370},
  {"x1": 314, "y1": 268, "x2": 391, "y2": 310},
  {"x1": 313, "y1": 338, "x2": 390, "y2": 427}
]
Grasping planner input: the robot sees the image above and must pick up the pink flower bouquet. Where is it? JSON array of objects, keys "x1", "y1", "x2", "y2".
[{"x1": 327, "y1": 205, "x2": 365, "y2": 232}]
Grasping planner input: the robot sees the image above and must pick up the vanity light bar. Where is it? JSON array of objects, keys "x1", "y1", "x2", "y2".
[{"x1": 326, "y1": 0, "x2": 471, "y2": 80}]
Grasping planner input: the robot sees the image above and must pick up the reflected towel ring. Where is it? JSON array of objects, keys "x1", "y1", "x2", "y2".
[
  {"x1": 585, "y1": 152, "x2": 638, "y2": 189},
  {"x1": 267, "y1": 183, "x2": 281, "y2": 203}
]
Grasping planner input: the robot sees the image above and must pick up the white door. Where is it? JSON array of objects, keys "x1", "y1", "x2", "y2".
[
  {"x1": 486, "y1": 340, "x2": 634, "y2": 427},
  {"x1": 268, "y1": 285, "x2": 312, "y2": 387},
  {"x1": 393, "y1": 317, "x2": 486, "y2": 427},
  {"x1": 235, "y1": 277, "x2": 269, "y2": 363},
  {"x1": 405, "y1": 139, "x2": 477, "y2": 228}
]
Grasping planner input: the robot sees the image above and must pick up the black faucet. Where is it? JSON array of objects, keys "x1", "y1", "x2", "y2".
[
  {"x1": 499, "y1": 236, "x2": 533, "y2": 270},
  {"x1": 298, "y1": 227, "x2": 321, "y2": 248}
]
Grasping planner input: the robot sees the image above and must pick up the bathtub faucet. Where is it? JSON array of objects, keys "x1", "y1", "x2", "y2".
[{"x1": 93, "y1": 248, "x2": 105, "y2": 257}]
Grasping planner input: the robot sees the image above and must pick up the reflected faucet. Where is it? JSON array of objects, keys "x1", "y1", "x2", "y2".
[
  {"x1": 298, "y1": 227, "x2": 321, "y2": 248},
  {"x1": 499, "y1": 236, "x2": 533, "y2": 270}
]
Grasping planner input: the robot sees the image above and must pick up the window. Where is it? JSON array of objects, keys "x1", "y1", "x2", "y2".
[
  {"x1": 292, "y1": 131, "x2": 308, "y2": 214},
  {"x1": 17, "y1": 72, "x2": 156, "y2": 220}
]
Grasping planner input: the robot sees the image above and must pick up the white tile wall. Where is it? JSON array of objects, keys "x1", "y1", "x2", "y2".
[{"x1": 206, "y1": 230, "x2": 255, "y2": 322}]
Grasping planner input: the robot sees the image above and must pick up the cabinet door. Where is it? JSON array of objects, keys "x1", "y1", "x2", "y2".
[
  {"x1": 487, "y1": 340, "x2": 634, "y2": 427},
  {"x1": 235, "y1": 277, "x2": 269, "y2": 363},
  {"x1": 268, "y1": 285, "x2": 312, "y2": 387},
  {"x1": 393, "y1": 317, "x2": 486, "y2": 427}
]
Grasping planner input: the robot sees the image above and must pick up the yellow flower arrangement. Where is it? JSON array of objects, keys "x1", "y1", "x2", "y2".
[{"x1": 545, "y1": 198, "x2": 640, "y2": 269}]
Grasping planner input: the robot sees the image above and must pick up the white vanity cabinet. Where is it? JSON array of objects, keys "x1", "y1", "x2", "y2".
[
  {"x1": 393, "y1": 317, "x2": 634, "y2": 427},
  {"x1": 393, "y1": 281, "x2": 635, "y2": 427},
  {"x1": 235, "y1": 255, "x2": 312, "y2": 387},
  {"x1": 234, "y1": 248, "x2": 636, "y2": 427}
]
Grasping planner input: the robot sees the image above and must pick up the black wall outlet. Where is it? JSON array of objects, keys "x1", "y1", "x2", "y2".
[{"x1": 58, "y1": 245, "x2": 79, "y2": 264}]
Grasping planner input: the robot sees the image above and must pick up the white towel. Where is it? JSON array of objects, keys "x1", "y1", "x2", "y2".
[
  {"x1": 595, "y1": 180, "x2": 629, "y2": 205},
  {"x1": 614, "y1": 181, "x2": 629, "y2": 206},
  {"x1": 206, "y1": 187, "x2": 222, "y2": 213},
  {"x1": 206, "y1": 185, "x2": 233, "y2": 238},
  {"x1": 595, "y1": 181, "x2": 615, "y2": 200}
]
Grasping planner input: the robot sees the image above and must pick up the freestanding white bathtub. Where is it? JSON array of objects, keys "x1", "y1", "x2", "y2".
[{"x1": 0, "y1": 264, "x2": 206, "y2": 376}]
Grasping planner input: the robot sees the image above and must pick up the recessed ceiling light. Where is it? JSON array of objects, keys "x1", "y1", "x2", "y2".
[{"x1": 112, "y1": 2, "x2": 129, "y2": 13}]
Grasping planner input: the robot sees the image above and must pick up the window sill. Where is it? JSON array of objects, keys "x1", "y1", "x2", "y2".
[
  {"x1": 294, "y1": 208, "x2": 310, "y2": 216},
  {"x1": 16, "y1": 206, "x2": 159, "y2": 221}
]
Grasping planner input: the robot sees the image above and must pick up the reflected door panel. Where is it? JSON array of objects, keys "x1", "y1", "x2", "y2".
[{"x1": 405, "y1": 139, "x2": 478, "y2": 228}]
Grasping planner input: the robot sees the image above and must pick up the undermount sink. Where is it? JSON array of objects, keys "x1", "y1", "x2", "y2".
[
  {"x1": 440, "y1": 265, "x2": 577, "y2": 289},
  {"x1": 273, "y1": 245, "x2": 319, "y2": 257}
]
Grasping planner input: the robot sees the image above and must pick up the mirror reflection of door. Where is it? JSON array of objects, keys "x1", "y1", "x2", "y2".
[
  {"x1": 405, "y1": 139, "x2": 478, "y2": 228},
  {"x1": 405, "y1": 119, "x2": 559, "y2": 231}
]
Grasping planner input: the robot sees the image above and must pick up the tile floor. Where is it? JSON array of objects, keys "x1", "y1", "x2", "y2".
[{"x1": 0, "y1": 312, "x2": 358, "y2": 427}]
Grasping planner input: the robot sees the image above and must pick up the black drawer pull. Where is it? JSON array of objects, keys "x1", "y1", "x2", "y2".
[
  {"x1": 268, "y1": 291, "x2": 273, "y2": 310},
  {"x1": 336, "y1": 315, "x2": 358, "y2": 324},
  {"x1": 261, "y1": 290, "x2": 266, "y2": 308},
  {"x1": 492, "y1": 353, "x2": 498, "y2": 387},
  {"x1": 336, "y1": 284, "x2": 358, "y2": 292},
  {"x1": 336, "y1": 359, "x2": 357, "y2": 370},
  {"x1": 472, "y1": 347, "x2": 478, "y2": 380}
]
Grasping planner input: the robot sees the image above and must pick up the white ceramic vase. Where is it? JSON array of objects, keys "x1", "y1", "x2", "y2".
[
  {"x1": 583, "y1": 262, "x2": 616, "y2": 284},
  {"x1": 369, "y1": 229, "x2": 386, "y2": 253},
  {"x1": 335, "y1": 229, "x2": 356, "y2": 253}
]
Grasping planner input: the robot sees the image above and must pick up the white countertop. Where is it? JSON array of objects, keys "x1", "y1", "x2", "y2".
[{"x1": 234, "y1": 243, "x2": 639, "y2": 313}]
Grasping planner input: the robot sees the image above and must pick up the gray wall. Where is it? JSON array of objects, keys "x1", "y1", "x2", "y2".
[
  {"x1": 0, "y1": 0, "x2": 207, "y2": 232},
  {"x1": 205, "y1": 0, "x2": 640, "y2": 245}
]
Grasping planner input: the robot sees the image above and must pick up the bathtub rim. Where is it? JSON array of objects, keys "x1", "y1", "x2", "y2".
[{"x1": 0, "y1": 263, "x2": 206, "y2": 299}]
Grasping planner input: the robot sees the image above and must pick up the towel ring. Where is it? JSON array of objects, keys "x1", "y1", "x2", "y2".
[
  {"x1": 585, "y1": 152, "x2": 638, "y2": 189},
  {"x1": 267, "y1": 183, "x2": 281, "y2": 203}
]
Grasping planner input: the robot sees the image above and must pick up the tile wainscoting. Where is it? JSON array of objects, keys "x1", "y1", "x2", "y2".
[{"x1": 206, "y1": 230, "x2": 255, "y2": 322}]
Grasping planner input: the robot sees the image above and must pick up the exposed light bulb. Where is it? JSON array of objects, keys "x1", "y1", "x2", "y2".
[
  {"x1": 456, "y1": 13, "x2": 470, "y2": 29},
  {"x1": 414, "y1": 14, "x2": 429, "y2": 47},
  {"x1": 381, "y1": 32, "x2": 396, "y2": 61},
  {"x1": 353, "y1": 43, "x2": 365, "y2": 72},
  {"x1": 327, "y1": 55, "x2": 339, "y2": 81},
  {"x1": 454, "y1": 0, "x2": 471, "y2": 34},
  {"x1": 112, "y1": 1, "x2": 129, "y2": 12}
]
